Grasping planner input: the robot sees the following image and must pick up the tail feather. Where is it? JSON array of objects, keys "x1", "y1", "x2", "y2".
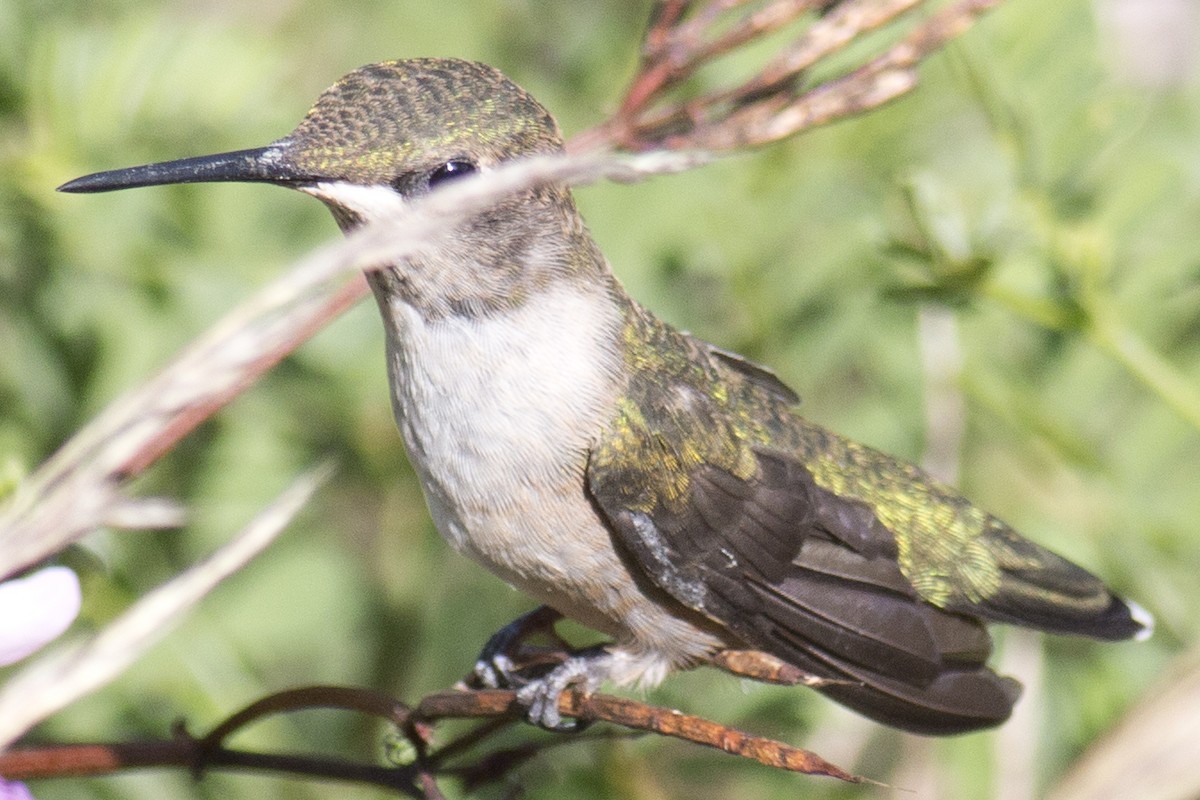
[
  {"x1": 768, "y1": 625, "x2": 1021, "y2": 735},
  {"x1": 746, "y1": 537, "x2": 1022, "y2": 735},
  {"x1": 954, "y1": 521, "x2": 1153, "y2": 642}
]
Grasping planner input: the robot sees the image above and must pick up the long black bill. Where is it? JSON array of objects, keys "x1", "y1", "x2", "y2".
[{"x1": 57, "y1": 146, "x2": 310, "y2": 194}]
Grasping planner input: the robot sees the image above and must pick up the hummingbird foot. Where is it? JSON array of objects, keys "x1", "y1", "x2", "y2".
[
  {"x1": 464, "y1": 605, "x2": 569, "y2": 690},
  {"x1": 514, "y1": 645, "x2": 611, "y2": 731}
]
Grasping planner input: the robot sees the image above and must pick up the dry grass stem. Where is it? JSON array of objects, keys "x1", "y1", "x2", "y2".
[
  {"x1": 574, "y1": 0, "x2": 1004, "y2": 151},
  {"x1": 0, "y1": 465, "x2": 331, "y2": 748}
]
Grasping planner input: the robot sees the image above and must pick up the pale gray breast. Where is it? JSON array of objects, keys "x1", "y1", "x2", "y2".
[
  {"x1": 373, "y1": 280, "x2": 731, "y2": 675},
  {"x1": 377, "y1": 284, "x2": 624, "y2": 555}
]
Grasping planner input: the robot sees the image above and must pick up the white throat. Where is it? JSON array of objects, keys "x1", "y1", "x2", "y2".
[{"x1": 374, "y1": 281, "x2": 622, "y2": 550}]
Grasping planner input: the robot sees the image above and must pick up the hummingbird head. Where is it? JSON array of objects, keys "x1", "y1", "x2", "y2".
[
  {"x1": 61, "y1": 58, "x2": 563, "y2": 217},
  {"x1": 289, "y1": 58, "x2": 562, "y2": 186},
  {"x1": 60, "y1": 58, "x2": 606, "y2": 318}
]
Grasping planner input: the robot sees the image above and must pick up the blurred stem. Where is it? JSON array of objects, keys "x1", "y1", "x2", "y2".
[
  {"x1": 909, "y1": 305, "x2": 963, "y2": 796},
  {"x1": 979, "y1": 283, "x2": 1076, "y2": 331},
  {"x1": 984, "y1": 282, "x2": 1200, "y2": 433},
  {"x1": 917, "y1": 304, "x2": 964, "y2": 485},
  {"x1": 957, "y1": 30, "x2": 1200, "y2": 435},
  {"x1": 1086, "y1": 301, "x2": 1200, "y2": 433},
  {"x1": 995, "y1": 628, "x2": 1042, "y2": 800}
]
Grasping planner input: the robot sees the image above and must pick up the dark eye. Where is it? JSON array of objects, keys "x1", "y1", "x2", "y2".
[{"x1": 428, "y1": 159, "x2": 478, "y2": 188}]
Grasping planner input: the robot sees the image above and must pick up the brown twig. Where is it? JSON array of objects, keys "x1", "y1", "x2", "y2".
[
  {"x1": 0, "y1": 684, "x2": 870, "y2": 793},
  {"x1": 711, "y1": 648, "x2": 847, "y2": 686},
  {"x1": 198, "y1": 685, "x2": 412, "y2": 748},
  {"x1": 414, "y1": 688, "x2": 868, "y2": 782},
  {"x1": 572, "y1": 0, "x2": 1004, "y2": 152}
]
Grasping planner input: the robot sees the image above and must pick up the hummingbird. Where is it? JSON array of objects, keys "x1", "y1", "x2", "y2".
[{"x1": 60, "y1": 58, "x2": 1152, "y2": 735}]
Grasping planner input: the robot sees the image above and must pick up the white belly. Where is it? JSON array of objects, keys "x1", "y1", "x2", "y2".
[
  {"x1": 377, "y1": 286, "x2": 616, "y2": 611},
  {"x1": 372, "y1": 281, "x2": 725, "y2": 681}
]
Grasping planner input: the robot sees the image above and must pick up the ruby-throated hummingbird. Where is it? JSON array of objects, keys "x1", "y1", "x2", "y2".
[{"x1": 60, "y1": 58, "x2": 1152, "y2": 735}]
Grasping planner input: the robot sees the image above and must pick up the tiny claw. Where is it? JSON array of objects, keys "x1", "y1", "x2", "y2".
[
  {"x1": 515, "y1": 648, "x2": 608, "y2": 731},
  {"x1": 463, "y1": 605, "x2": 565, "y2": 690},
  {"x1": 471, "y1": 652, "x2": 519, "y2": 690},
  {"x1": 463, "y1": 607, "x2": 612, "y2": 730}
]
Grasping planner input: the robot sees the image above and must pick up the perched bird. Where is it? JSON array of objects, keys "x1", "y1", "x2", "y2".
[{"x1": 60, "y1": 58, "x2": 1152, "y2": 735}]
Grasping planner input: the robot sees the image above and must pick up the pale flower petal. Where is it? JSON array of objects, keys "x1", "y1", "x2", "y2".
[
  {"x1": 0, "y1": 566, "x2": 82, "y2": 666},
  {"x1": 0, "y1": 778, "x2": 35, "y2": 800}
]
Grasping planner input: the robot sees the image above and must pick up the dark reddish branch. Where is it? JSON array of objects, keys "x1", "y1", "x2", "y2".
[
  {"x1": 577, "y1": 0, "x2": 1003, "y2": 153},
  {"x1": 1, "y1": 685, "x2": 867, "y2": 790},
  {"x1": 0, "y1": 738, "x2": 426, "y2": 797},
  {"x1": 197, "y1": 685, "x2": 412, "y2": 748}
]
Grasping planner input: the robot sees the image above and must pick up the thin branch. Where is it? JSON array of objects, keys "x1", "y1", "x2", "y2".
[
  {"x1": 199, "y1": 685, "x2": 413, "y2": 748},
  {"x1": 412, "y1": 689, "x2": 870, "y2": 782},
  {"x1": 0, "y1": 684, "x2": 871, "y2": 790},
  {"x1": 0, "y1": 738, "x2": 425, "y2": 796},
  {"x1": 576, "y1": 0, "x2": 1004, "y2": 152}
]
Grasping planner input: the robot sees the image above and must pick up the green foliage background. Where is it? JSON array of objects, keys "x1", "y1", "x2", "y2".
[{"x1": 2, "y1": 0, "x2": 1198, "y2": 798}]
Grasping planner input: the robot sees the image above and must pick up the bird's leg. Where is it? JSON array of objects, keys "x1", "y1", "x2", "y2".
[
  {"x1": 711, "y1": 649, "x2": 846, "y2": 688},
  {"x1": 466, "y1": 606, "x2": 614, "y2": 731},
  {"x1": 466, "y1": 605, "x2": 569, "y2": 690},
  {"x1": 514, "y1": 644, "x2": 611, "y2": 731}
]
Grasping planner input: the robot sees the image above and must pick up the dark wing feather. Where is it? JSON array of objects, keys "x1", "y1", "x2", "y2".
[
  {"x1": 791, "y1": 419, "x2": 1150, "y2": 643},
  {"x1": 705, "y1": 345, "x2": 800, "y2": 405},
  {"x1": 587, "y1": 446, "x2": 1021, "y2": 734}
]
